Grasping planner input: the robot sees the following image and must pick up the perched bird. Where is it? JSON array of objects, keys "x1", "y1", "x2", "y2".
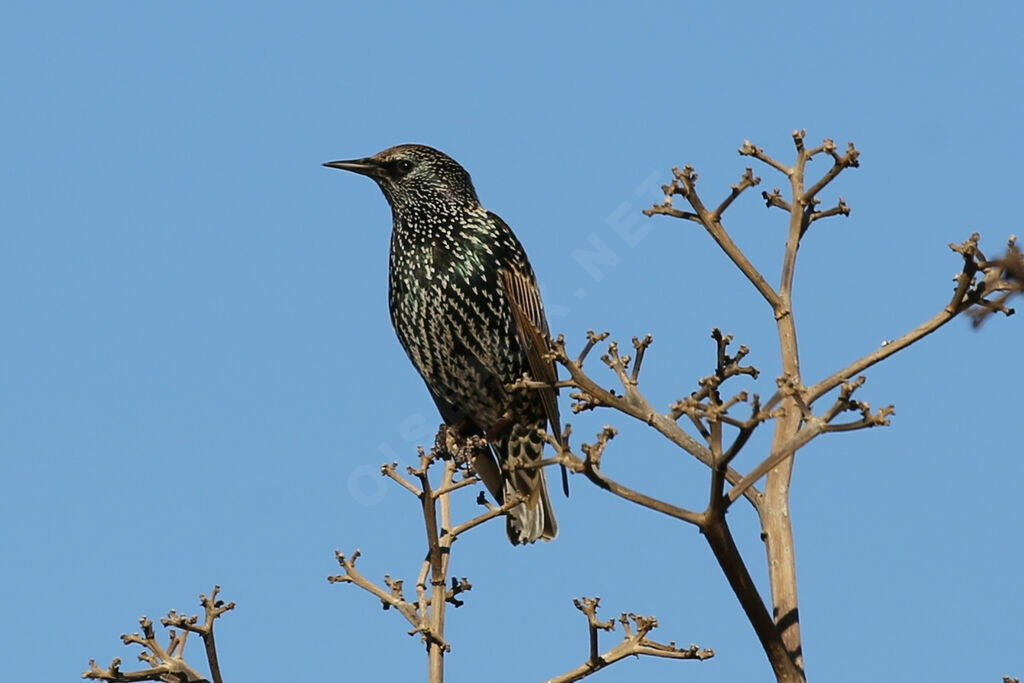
[{"x1": 324, "y1": 144, "x2": 562, "y2": 544}]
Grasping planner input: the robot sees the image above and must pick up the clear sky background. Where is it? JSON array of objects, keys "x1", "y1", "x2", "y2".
[{"x1": 2, "y1": 3, "x2": 1021, "y2": 682}]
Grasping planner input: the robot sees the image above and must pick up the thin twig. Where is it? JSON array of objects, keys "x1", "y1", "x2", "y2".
[
  {"x1": 800, "y1": 238, "x2": 981, "y2": 406},
  {"x1": 739, "y1": 139, "x2": 793, "y2": 176},
  {"x1": 762, "y1": 188, "x2": 792, "y2": 211},
  {"x1": 160, "y1": 586, "x2": 235, "y2": 683},
  {"x1": 551, "y1": 335, "x2": 763, "y2": 508},
  {"x1": 554, "y1": 427, "x2": 706, "y2": 526},
  {"x1": 84, "y1": 589, "x2": 234, "y2": 683},
  {"x1": 809, "y1": 197, "x2": 850, "y2": 223},
  {"x1": 647, "y1": 165, "x2": 782, "y2": 311},
  {"x1": 542, "y1": 597, "x2": 712, "y2": 683},
  {"x1": 329, "y1": 550, "x2": 420, "y2": 628},
  {"x1": 713, "y1": 167, "x2": 761, "y2": 220},
  {"x1": 448, "y1": 495, "x2": 522, "y2": 538},
  {"x1": 575, "y1": 330, "x2": 610, "y2": 367},
  {"x1": 382, "y1": 462, "x2": 423, "y2": 497},
  {"x1": 630, "y1": 334, "x2": 653, "y2": 384},
  {"x1": 801, "y1": 141, "x2": 860, "y2": 205}
]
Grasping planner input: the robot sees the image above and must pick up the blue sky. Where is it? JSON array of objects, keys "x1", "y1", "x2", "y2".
[{"x1": 2, "y1": 3, "x2": 1021, "y2": 682}]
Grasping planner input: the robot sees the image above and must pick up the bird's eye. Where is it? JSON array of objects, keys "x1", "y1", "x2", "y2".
[{"x1": 390, "y1": 159, "x2": 415, "y2": 177}]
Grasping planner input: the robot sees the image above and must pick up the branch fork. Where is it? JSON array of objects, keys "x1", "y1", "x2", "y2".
[
  {"x1": 543, "y1": 597, "x2": 712, "y2": 683},
  {"x1": 84, "y1": 587, "x2": 233, "y2": 683}
]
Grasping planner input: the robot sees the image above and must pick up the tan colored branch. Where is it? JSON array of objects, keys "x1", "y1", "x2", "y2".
[
  {"x1": 701, "y1": 515, "x2": 802, "y2": 682},
  {"x1": 728, "y1": 375, "x2": 892, "y2": 506},
  {"x1": 555, "y1": 425, "x2": 706, "y2": 526},
  {"x1": 630, "y1": 334, "x2": 653, "y2": 384},
  {"x1": 794, "y1": 233, "x2": 1017, "y2": 407},
  {"x1": 684, "y1": 131, "x2": 862, "y2": 680},
  {"x1": 574, "y1": 133, "x2": 1012, "y2": 683},
  {"x1": 448, "y1": 494, "x2": 522, "y2": 538},
  {"x1": 542, "y1": 597, "x2": 713, "y2": 683},
  {"x1": 382, "y1": 461, "x2": 423, "y2": 497},
  {"x1": 809, "y1": 197, "x2": 850, "y2": 223},
  {"x1": 645, "y1": 164, "x2": 782, "y2": 310},
  {"x1": 970, "y1": 235, "x2": 1022, "y2": 326},
  {"x1": 83, "y1": 588, "x2": 233, "y2": 683},
  {"x1": 726, "y1": 418, "x2": 824, "y2": 506},
  {"x1": 554, "y1": 336, "x2": 705, "y2": 461},
  {"x1": 575, "y1": 329, "x2": 610, "y2": 367},
  {"x1": 762, "y1": 187, "x2": 792, "y2": 212},
  {"x1": 713, "y1": 167, "x2": 762, "y2": 220},
  {"x1": 159, "y1": 586, "x2": 234, "y2": 683},
  {"x1": 331, "y1": 428, "x2": 525, "y2": 682},
  {"x1": 801, "y1": 139, "x2": 860, "y2": 204},
  {"x1": 739, "y1": 139, "x2": 793, "y2": 176},
  {"x1": 552, "y1": 333, "x2": 761, "y2": 509},
  {"x1": 329, "y1": 550, "x2": 421, "y2": 629}
]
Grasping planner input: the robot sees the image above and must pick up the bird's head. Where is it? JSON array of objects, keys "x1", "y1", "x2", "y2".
[{"x1": 323, "y1": 144, "x2": 479, "y2": 210}]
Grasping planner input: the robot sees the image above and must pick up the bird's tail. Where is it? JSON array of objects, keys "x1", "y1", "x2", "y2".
[{"x1": 503, "y1": 421, "x2": 557, "y2": 545}]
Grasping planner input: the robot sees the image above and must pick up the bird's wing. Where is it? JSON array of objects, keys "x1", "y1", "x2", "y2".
[
  {"x1": 488, "y1": 210, "x2": 568, "y2": 496},
  {"x1": 500, "y1": 265, "x2": 563, "y2": 448}
]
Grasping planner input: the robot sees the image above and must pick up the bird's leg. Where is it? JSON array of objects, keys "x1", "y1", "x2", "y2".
[{"x1": 439, "y1": 421, "x2": 505, "y2": 505}]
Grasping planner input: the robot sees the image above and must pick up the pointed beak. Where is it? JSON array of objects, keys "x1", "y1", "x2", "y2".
[{"x1": 322, "y1": 157, "x2": 382, "y2": 179}]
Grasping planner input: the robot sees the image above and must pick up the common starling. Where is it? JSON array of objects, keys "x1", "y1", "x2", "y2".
[{"x1": 324, "y1": 144, "x2": 562, "y2": 544}]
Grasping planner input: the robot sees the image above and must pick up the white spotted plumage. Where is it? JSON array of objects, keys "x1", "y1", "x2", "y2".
[{"x1": 326, "y1": 144, "x2": 561, "y2": 544}]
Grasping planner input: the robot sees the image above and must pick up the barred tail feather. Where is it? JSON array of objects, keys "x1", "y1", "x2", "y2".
[
  {"x1": 504, "y1": 475, "x2": 557, "y2": 544},
  {"x1": 503, "y1": 423, "x2": 558, "y2": 545}
]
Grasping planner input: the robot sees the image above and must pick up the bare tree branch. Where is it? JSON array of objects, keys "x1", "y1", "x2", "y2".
[
  {"x1": 449, "y1": 494, "x2": 522, "y2": 538},
  {"x1": 84, "y1": 588, "x2": 233, "y2": 683},
  {"x1": 329, "y1": 550, "x2": 421, "y2": 629},
  {"x1": 809, "y1": 197, "x2": 850, "y2": 223},
  {"x1": 796, "y1": 233, "x2": 1015, "y2": 407},
  {"x1": 645, "y1": 164, "x2": 782, "y2": 310},
  {"x1": 382, "y1": 461, "x2": 423, "y2": 497},
  {"x1": 801, "y1": 138, "x2": 860, "y2": 204},
  {"x1": 739, "y1": 139, "x2": 792, "y2": 176},
  {"x1": 551, "y1": 334, "x2": 762, "y2": 508},
  {"x1": 630, "y1": 334, "x2": 653, "y2": 384},
  {"x1": 762, "y1": 187, "x2": 792, "y2": 212},
  {"x1": 159, "y1": 587, "x2": 233, "y2": 683},
  {"x1": 552, "y1": 425, "x2": 706, "y2": 526},
  {"x1": 330, "y1": 428, "x2": 530, "y2": 683},
  {"x1": 542, "y1": 597, "x2": 713, "y2": 683},
  {"x1": 727, "y1": 376, "x2": 893, "y2": 505},
  {"x1": 969, "y1": 235, "x2": 1022, "y2": 326},
  {"x1": 632, "y1": 131, "x2": 1004, "y2": 682},
  {"x1": 713, "y1": 167, "x2": 761, "y2": 220}
]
